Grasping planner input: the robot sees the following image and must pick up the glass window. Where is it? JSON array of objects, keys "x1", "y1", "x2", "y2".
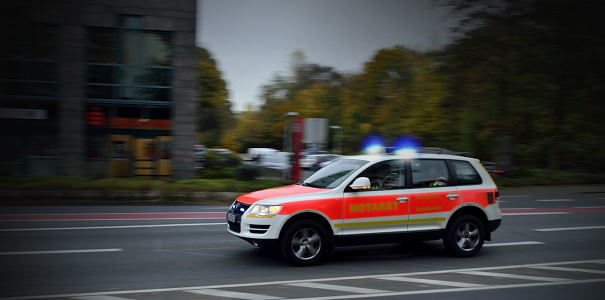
[
  {"x1": 120, "y1": 66, "x2": 144, "y2": 85},
  {"x1": 451, "y1": 160, "x2": 482, "y2": 185},
  {"x1": 88, "y1": 85, "x2": 113, "y2": 99},
  {"x1": 111, "y1": 140, "x2": 127, "y2": 159},
  {"x1": 301, "y1": 159, "x2": 368, "y2": 189},
  {"x1": 87, "y1": 27, "x2": 172, "y2": 103},
  {"x1": 120, "y1": 31, "x2": 143, "y2": 65},
  {"x1": 145, "y1": 33, "x2": 171, "y2": 66},
  {"x1": 160, "y1": 140, "x2": 171, "y2": 160},
  {"x1": 144, "y1": 68, "x2": 170, "y2": 86},
  {"x1": 120, "y1": 15, "x2": 142, "y2": 29},
  {"x1": 88, "y1": 65, "x2": 114, "y2": 84},
  {"x1": 357, "y1": 160, "x2": 406, "y2": 190},
  {"x1": 89, "y1": 30, "x2": 115, "y2": 64},
  {"x1": 411, "y1": 159, "x2": 450, "y2": 188}
]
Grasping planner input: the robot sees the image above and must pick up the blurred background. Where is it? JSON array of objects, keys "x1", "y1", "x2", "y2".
[{"x1": 1, "y1": 0, "x2": 604, "y2": 183}]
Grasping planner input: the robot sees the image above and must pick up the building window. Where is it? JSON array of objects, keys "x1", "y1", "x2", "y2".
[
  {"x1": 86, "y1": 25, "x2": 172, "y2": 105},
  {"x1": 0, "y1": 22, "x2": 58, "y2": 99}
]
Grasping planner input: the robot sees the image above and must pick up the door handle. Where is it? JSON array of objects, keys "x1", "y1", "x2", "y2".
[
  {"x1": 447, "y1": 193, "x2": 459, "y2": 200},
  {"x1": 396, "y1": 196, "x2": 409, "y2": 203}
]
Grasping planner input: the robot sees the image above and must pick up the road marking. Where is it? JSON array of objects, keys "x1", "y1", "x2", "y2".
[
  {"x1": 3, "y1": 259, "x2": 605, "y2": 300},
  {"x1": 502, "y1": 207, "x2": 605, "y2": 214},
  {"x1": 379, "y1": 276, "x2": 484, "y2": 287},
  {"x1": 536, "y1": 199, "x2": 573, "y2": 202},
  {"x1": 456, "y1": 270, "x2": 567, "y2": 282},
  {"x1": 483, "y1": 241, "x2": 545, "y2": 247},
  {"x1": 0, "y1": 223, "x2": 225, "y2": 232},
  {"x1": 534, "y1": 225, "x2": 605, "y2": 232},
  {"x1": 502, "y1": 212, "x2": 569, "y2": 216},
  {"x1": 0, "y1": 212, "x2": 226, "y2": 221},
  {"x1": 284, "y1": 279, "x2": 605, "y2": 300},
  {"x1": 0, "y1": 249, "x2": 123, "y2": 255},
  {"x1": 72, "y1": 296, "x2": 134, "y2": 300},
  {"x1": 188, "y1": 289, "x2": 282, "y2": 300},
  {"x1": 530, "y1": 265, "x2": 605, "y2": 275},
  {"x1": 286, "y1": 282, "x2": 387, "y2": 294}
]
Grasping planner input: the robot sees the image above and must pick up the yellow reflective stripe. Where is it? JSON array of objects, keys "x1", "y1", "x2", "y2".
[
  {"x1": 335, "y1": 219, "x2": 408, "y2": 228},
  {"x1": 334, "y1": 217, "x2": 446, "y2": 228},
  {"x1": 409, "y1": 217, "x2": 446, "y2": 223},
  {"x1": 246, "y1": 214, "x2": 277, "y2": 218}
]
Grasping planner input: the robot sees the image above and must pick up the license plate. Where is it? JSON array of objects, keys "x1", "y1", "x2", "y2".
[{"x1": 227, "y1": 212, "x2": 238, "y2": 223}]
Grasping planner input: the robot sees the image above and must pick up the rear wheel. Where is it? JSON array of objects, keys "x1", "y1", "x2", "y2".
[
  {"x1": 280, "y1": 219, "x2": 329, "y2": 266},
  {"x1": 443, "y1": 215, "x2": 485, "y2": 257}
]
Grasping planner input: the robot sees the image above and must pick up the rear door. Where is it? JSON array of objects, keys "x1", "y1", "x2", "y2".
[{"x1": 408, "y1": 159, "x2": 462, "y2": 231}]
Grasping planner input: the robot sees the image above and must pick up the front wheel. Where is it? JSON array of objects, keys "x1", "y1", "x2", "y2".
[
  {"x1": 280, "y1": 219, "x2": 330, "y2": 266},
  {"x1": 443, "y1": 215, "x2": 485, "y2": 257}
]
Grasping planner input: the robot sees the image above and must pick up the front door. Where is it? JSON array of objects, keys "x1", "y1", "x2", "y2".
[
  {"x1": 108, "y1": 135, "x2": 131, "y2": 178},
  {"x1": 133, "y1": 138, "x2": 156, "y2": 179},
  {"x1": 342, "y1": 160, "x2": 410, "y2": 235}
]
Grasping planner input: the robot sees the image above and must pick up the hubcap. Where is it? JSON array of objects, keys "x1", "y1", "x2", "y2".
[
  {"x1": 291, "y1": 228, "x2": 321, "y2": 260},
  {"x1": 456, "y1": 222, "x2": 480, "y2": 252}
]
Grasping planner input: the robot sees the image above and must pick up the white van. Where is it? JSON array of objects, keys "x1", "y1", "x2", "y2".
[{"x1": 247, "y1": 148, "x2": 278, "y2": 162}]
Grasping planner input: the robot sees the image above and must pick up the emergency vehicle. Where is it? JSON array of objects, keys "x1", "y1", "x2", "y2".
[{"x1": 227, "y1": 150, "x2": 501, "y2": 266}]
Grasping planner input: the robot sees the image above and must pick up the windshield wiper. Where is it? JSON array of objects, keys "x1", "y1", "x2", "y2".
[{"x1": 301, "y1": 182, "x2": 323, "y2": 188}]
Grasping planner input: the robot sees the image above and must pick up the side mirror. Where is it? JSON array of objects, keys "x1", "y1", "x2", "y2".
[{"x1": 350, "y1": 177, "x2": 371, "y2": 190}]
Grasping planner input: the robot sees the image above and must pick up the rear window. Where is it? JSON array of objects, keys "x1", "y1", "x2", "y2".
[{"x1": 451, "y1": 160, "x2": 482, "y2": 185}]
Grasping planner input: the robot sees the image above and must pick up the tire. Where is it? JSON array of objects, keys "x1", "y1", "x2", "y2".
[
  {"x1": 443, "y1": 215, "x2": 485, "y2": 257},
  {"x1": 280, "y1": 219, "x2": 330, "y2": 266}
]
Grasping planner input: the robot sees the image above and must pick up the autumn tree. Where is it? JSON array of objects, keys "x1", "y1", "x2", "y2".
[{"x1": 197, "y1": 47, "x2": 235, "y2": 147}]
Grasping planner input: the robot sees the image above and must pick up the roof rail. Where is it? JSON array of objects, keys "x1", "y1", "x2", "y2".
[{"x1": 418, "y1": 147, "x2": 473, "y2": 156}]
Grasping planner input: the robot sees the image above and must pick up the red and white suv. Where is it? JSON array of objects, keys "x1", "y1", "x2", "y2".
[{"x1": 227, "y1": 153, "x2": 501, "y2": 266}]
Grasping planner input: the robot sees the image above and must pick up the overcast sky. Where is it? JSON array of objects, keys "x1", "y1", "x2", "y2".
[{"x1": 197, "y1": 0, "x2": 457, "y2": 112}]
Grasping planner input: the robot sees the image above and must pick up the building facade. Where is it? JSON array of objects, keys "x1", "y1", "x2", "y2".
[{"x1": 0, "y1": 0, "x2": 198, "y2": 179}]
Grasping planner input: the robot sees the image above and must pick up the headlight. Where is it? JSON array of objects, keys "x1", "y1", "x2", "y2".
[{"x1": 249, "y1": 204, "x2": 282, "y2": 217}]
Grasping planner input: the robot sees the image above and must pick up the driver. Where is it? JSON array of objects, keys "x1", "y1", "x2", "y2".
[{"x1": 370, "y1": 163, "x2": 394, "y2": 189}]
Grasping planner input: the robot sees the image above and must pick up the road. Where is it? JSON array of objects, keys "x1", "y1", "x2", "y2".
[{"x1": 1, "y1": 189, "x2": 605, "y2": 299}]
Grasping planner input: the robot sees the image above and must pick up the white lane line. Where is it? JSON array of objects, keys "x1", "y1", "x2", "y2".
[
  {"x1": 72, "y1": 296, "x2": 135, "y2": 300},
  {"x1": 534, "y1": 225, "x2": 605, "y2": 232},
  {"x1": 286, "y1": 282, "x2": 387, "y2": 294},
  {"x1": 5, "y1": 259, "x2": 605, "y2": 300},
  {"x1": 575, "y1": 206, "x2": 605, "y2": 209},
  {"x1": 188, "y1": 289, "x2": 282, "y2": 300},
  {"x1": 530, "y1": 265, "x2": 605, "y2": 275},
  {"x1": 285, "y1": 279, "x2": 605, "y2": 300},
  {"x1": 379, "y1": 276, "x2": 484, "y2": 287},
  {"x1": 536, "y1": 199, "x2": 573, "y2": 202},
  {"x1": 0, "y1": 249, "x2": 123, "y2": 255},
  {"x1": 0, "y1": 223, "x2": 224, "y2": 232},
  {"x1": 484, "y1": 241, "x2": 545, "y2": 247},
  {"x1": 502, "y1": 212, "x2": 569, "y2": 216},
  {"x1": 457, "y1": 270, "x2": 567, "y2": 282}
]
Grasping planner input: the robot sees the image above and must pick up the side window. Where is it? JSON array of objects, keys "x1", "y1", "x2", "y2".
[
  {"x1": 358, "y1": 160, "x2": 406, "y2": 190},
  {"x1": 411, "y1": 159, "x2": 450, "y2": 188},
  {"x1": 451, "y1": 160, "x2": 482, "y2": 185}
]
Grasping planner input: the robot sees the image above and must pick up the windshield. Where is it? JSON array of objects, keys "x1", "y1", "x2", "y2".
[{"x1": 300, "y1": 158, "x2": 368, "y2": 189}]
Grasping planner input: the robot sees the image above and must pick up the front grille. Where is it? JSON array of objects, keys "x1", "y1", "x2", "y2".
[{"x1": 226, "y1": 201, "x2": 250, "y2": 233}]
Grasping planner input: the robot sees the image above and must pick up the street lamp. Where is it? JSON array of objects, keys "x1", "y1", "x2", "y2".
[
  {"x1": 330, "y1": 125, "x2": 342, "y2": 154},
  {"x1": 283, "y1": 112, "x2": 299, "y2": 152}
]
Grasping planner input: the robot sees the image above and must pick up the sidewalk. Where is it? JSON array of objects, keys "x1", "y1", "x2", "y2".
[{"x1": 500, "y1": 184, "x2": 605, "y2": 196}]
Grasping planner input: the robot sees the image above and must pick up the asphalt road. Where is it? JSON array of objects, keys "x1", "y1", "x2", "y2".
[{"x1": 1, "y1": 189, "x2": 605, "y2": 300}]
